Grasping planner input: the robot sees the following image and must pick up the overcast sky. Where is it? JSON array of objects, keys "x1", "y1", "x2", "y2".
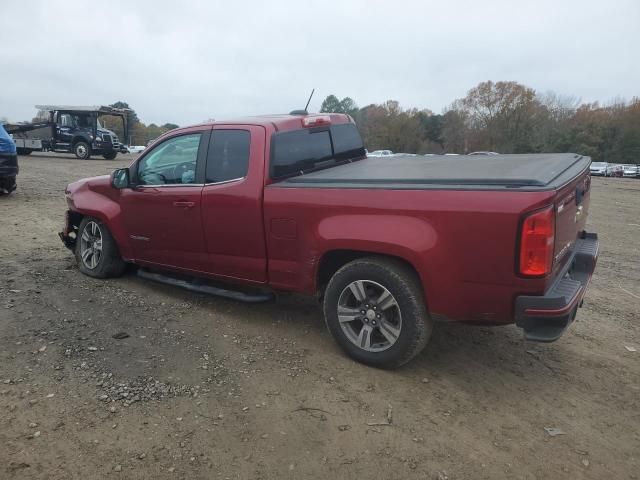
[{"x1": 1, "y1": 0, "x2": 638, "y2": 125}]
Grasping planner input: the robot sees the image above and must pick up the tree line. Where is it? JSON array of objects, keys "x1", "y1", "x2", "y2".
[{"x1": 321, "y1": 81, "x2": 640, "y2": 162}]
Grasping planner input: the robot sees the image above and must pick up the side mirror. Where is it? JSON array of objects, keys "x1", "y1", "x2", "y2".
[{"x1": 111, "y1": 168, "x2": 130, "y2": 189}]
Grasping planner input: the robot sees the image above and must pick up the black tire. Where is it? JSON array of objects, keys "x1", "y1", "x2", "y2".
[
  {"x1": 0, "y1": 176, "x2": 16, "y2": 195},
  {"x1": 75, "y1": 217, "x2": 126, "y2": 278},
  {"x1": 73, "y1": 141, "x2": 92, "y2": 160},
  {"x1": 16, "y1": 148, "x2": 32, "y2": 156},
  {"x1": 103, "y1": 151, "x2": 118, "y2": 160},
  {"x1": 323, "y1": 257, "x2": 432, "y2": 368}
]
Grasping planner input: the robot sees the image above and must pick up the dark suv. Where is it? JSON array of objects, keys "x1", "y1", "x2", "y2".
[{"x1": 0, "y1": 123, "x2": 18, "y2": 194}]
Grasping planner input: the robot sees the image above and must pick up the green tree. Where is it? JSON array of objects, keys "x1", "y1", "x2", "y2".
[
  {"x1": 320, "y1": 95, "x2": 359, "y2": 117},
  {"x1": 320, "y1": 95, "x2": 341, "y2": 113}
]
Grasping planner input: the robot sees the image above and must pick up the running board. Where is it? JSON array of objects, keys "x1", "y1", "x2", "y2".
[{"x1": 137, "y1": 269, "x2": 275, "y2": 303}]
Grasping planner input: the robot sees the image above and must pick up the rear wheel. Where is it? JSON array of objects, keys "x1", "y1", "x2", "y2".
[
  {"x1": 16, "y1": 148, "x2": 32, "y2": 155},
  {"x1": 74, "y1": 141, "x2": 91, "y2": 160},
  {"x1": 103, "y1": 151, "x2": 118, "y2": 160},
  {"x1": 323, "y1": 257, "x2": 432, "y2": 368},
  {"x1": 75, "y1": 217, "x2": 126, "y2": 278}
]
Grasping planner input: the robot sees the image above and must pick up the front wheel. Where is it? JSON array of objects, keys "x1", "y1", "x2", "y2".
[
  {"x1": 75, "y1": 217, "x2": 126, "y2": 278},
  {"x1": 0, "y1": 176, "x2": 16, "y2": 195},
  {"x1": 323, "y1": 257, "x2": 432, "y2": 368},
  {"x1": 74, "y1": 141, "x2": 92, "y2": 160},
  {"x1": 103, "y1": 151, "x2": 118, "y2": 160}
]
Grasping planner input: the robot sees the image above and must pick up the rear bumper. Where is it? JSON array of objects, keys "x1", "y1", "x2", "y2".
[{"x1": 515, "y1": 231, "x2": 598, "y2": 342}]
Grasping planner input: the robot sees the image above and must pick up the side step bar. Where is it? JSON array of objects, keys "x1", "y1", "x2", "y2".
[{"x1": 137, "y1": 269, "x2": 275, "y2": 303}]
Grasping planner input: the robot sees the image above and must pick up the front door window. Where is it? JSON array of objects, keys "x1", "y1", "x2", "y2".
[{"x1": 137, "y1": 134, "x2": 201, "y2": 185}]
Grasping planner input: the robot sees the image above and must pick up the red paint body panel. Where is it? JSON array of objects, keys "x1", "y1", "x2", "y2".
[
  {"x1": 64, "y1": 113, "x2": 593, "y2": 326},
  {"x1": 120, "y1": 185, "x2": 208, "y2": 271},
  {"x1": 263, "y1": 186, "x2": 555, "y2": 323},
  {"x1": 200, "y1": 125, "x2": 268, "y2": 282}
]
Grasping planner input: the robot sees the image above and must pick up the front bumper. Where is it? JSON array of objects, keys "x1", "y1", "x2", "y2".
[
  {"x1": 0, "y1": 153, "x2": 19, "y2": 177},
  {"x1": 515, "y1": 231, "x2": 598, "y2": 342},
  {"x1": 59, "y1": 210, "x2": 77, "y2": 250}
]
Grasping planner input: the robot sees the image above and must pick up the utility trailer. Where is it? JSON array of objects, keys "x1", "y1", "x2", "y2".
[{"x1": 5, "y1": 105, "x2": 128, "y2": 160}]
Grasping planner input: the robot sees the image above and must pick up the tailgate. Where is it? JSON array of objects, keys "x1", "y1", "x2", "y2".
[{"x1": 553, "y1": 167, "x2": 591, "y2": 268}]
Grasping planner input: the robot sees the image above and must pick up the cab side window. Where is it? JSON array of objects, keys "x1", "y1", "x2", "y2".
[
  {"x1": 206, "y1": 130, "x2": 250, "y2": 183},
  {"x1": 137, "y1": 134, "x2": 202, "y2": 186},
  {"x1": 58, "y1": 114, "x2": 73, "y2": 127}
]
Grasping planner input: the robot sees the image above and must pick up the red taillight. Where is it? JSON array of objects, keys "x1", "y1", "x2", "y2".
[
  {"x1": 519, "y1": 205, "x2": 555, "y2": 276},
  {"x1": 302, "y1": 115, "x2": 331, "y2": 128}
]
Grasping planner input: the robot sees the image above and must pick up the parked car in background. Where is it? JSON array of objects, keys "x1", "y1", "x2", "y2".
[
  {"x1": 468, "y1": 151, "x2": 500, "y2": 156},
  {"x1": 610, "y1": 164, "x2": 624, "y2": 177},
  {"x1": 368, "y1": 150, "x2": 393, "y2": 157},
  {"x1": 622, "y1": 164, "x2": 640, "y2": 178},
  {"x1": 60, "y1": 113, "x2": 599, "y2": 368},
  {"x1": 127, "y1": 145, "x2": 146, "y2": 154},
  {"x1": 590, "y1": 162, "x2": 609, "y2": 176}
]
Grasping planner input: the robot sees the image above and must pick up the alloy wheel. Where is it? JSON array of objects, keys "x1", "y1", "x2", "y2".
[{"x1": 337, "y1": 280, "x2": 402, "y2": 352}]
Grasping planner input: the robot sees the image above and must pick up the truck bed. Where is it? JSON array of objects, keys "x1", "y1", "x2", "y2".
[{"x1": 279, "y1": 153, "x2": 591, "y2": 191}]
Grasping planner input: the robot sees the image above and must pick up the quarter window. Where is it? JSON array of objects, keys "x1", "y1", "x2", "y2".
[
  {"x1": 137, "y1": 134, "x2": 201, "y2": 185},
  {"x1": 206, "y1": 130, "x2": 250, "y2": 183}
]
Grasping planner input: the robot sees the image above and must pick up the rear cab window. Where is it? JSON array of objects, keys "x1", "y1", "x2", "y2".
[{"x1": 270, "y1": 122, "x2": 365, "y2": 179}]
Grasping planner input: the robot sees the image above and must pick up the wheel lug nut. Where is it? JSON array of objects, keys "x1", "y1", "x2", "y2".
[
  {"x1": 361, "y1": 310, "x2": 366, "y2": 315},
  {"x1": 372, "y1": 320, "x2": 377, "y2": 325},
  {"x1": 373, "y1": 306, "x2": 377, "y2": 310},
  {"x1": 376, "y1": 314, "x2": 381, "y2": 319},
  {"x1": 364, "y1": 318, "x2": 369, "y2": 323},
  {"x1": 365, "y1": 304, "x2": 370, "y2": 308}
]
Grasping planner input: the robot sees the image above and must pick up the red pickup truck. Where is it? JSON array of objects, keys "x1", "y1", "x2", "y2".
[{"x1": 60, "y1": 113, "x2": 598, "y2": 368}]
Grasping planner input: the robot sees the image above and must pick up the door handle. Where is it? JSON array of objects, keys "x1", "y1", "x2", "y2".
[{"x1": 173, "y1": 201, "x2": 196, "y2": 208}]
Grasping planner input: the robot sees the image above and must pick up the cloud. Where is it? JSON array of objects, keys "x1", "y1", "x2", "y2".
[{"x1": 1, "y1": 0, "x2": 638, "y2": 125}]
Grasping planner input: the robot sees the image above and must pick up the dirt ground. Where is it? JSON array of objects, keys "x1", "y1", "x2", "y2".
[{"x1": 1, "y1": 153, "x2": 638, "y2": 480}]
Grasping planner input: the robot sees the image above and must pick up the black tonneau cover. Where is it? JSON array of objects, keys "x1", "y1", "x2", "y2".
[{"x1": 277, "y1": 153, "x2": 590, "y2": 191}]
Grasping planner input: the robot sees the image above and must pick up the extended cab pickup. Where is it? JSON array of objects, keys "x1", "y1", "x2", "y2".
[{"x1": 60, "y1": 113, "x2": 599, "y2": 368}]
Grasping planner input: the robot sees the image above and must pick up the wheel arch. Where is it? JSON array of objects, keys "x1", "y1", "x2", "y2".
[
  {"x1": 316, "y1": 249, "x2": 428, "y2": 309},
  {"x1": 71, "y1": 135, "x2": 91, "y2": 146},
  {"x1": 68, "y1": 199, "x2": 133, "y2": 260},
  {"x1": 310, "y1": 213, "x2": 437, "y2": 299}
]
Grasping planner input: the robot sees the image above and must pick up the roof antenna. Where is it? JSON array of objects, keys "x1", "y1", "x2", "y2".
[{"x1": 290, "y1": 88, "x2": 315, "y2": 115}]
